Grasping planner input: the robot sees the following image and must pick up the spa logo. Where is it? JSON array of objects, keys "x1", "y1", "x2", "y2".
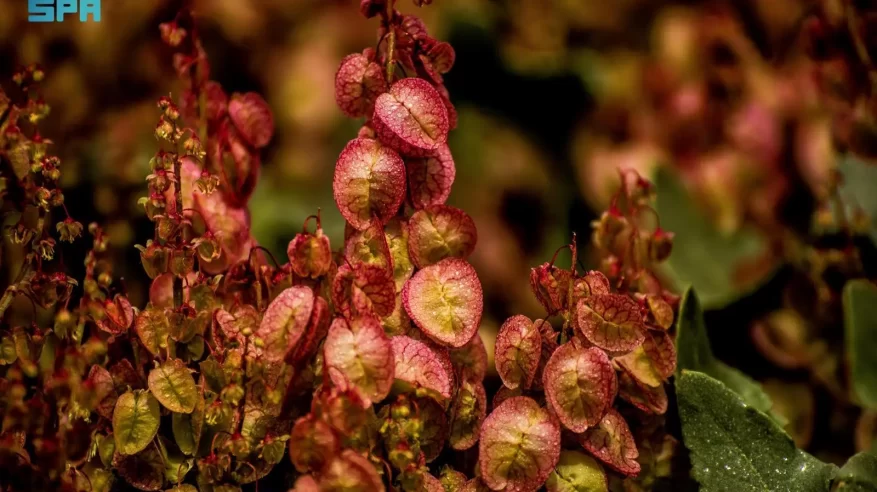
[{"x1": 28, "y1": 0, "x2": 101, "y2": 22}]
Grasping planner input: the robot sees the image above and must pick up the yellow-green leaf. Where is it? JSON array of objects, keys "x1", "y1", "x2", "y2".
[
  {"x1": 113, "y1": 390, "x2": 161, "y2": 456},
  {"x1": 845, "y1": 280, "x2": 877, "y2": 409},
  {"x1": 546, "y1": 450, "x2": 608, "y2": 492},
  {"x1": 148, "y1": 359, "x2": 198, "y2": 413}
]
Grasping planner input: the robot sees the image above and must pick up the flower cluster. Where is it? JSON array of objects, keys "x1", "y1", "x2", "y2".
[
  {"x1": 284, "y1": 1, "x2": 487, "y2": 490},
  {"x1": 474, "y1": 174, "x2": 678, "y2": 492},
  {"x1": 0, "y1": 65, "x2": 82, "y2": 320},
  {"x1": 0, "y1": 2, "x2": 677, "y2": 492}
]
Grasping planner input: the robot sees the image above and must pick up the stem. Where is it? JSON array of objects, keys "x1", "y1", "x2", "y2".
[
  {"x1": 386, "y1": 30, "x2": 396, "y2": 81},
  {"x1": 560, "y1": 233, "x2": 578, "y2": 343},
  {"x1": 173, "y1": 153, "x2": 184, "y2": 309},
  {"x1": 385, "y1": 0, "x2": 396, "y2": 81},
  {"x1": 0, "y1": 282, "x2": 21, "y2": 322}
]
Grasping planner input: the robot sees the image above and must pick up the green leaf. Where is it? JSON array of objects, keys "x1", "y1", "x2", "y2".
[
  {"x1": 163, "y1": 448, "x2": 194, "y2": 484},
  {"x1": 0, "y1": 336, "x2": 16, "y2": 364},
  {"x1": 82, "y1": 463, "x2": 115, "y2": 492},
  {"x1": 675, "y1": 287, "x2": 776, "y2": 418},
  {"x1": 676, "y1": 371, "x2": 837, "y2": 492},
  {"x1": 545, "y1": 450, "x2": 608, "y2": 492},
  {"x1": 172, "y1": 394, "x2": 204, "y2": 455},
  {"x1": 148, "y1": 359, "x2": 198, "y2": 413},
  {"x1": 837, "y1": 155, "x2": 877, "y2": 245},
  {"x1": 96, "y1": 433, "x2": 115, "y2": 467},
  {"x1": 166, "y1": 486, "x2": 198, "y2": 492},
  {"x1": 113, "y1": 390, "x2": 161, "y2": 456},
  {"x1": 654, "y1": 167, "x2": 773, "y2": 308},
  {"x1": 836, "y1": 451, "x2": 877, "y2": 491},
  {"x1": 845, "y1": 280, "x2": 877, "y2": 409}
]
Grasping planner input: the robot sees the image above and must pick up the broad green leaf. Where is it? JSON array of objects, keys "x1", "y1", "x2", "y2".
[
  {"x1": 845, "y1": 280, "x2": 877, "y2": 409},
  {"x1": 147, "y1": 359, "x2": 198, "y2": 413},
  {"x1": 135, "y1": 305, "x2": 170, "y2": 357},
  {"x1": 836, "y1": 451, "x2": 877, "y2": 491},
  {"x1": 96, "y1": 433, "x2": 115, "y2": 467},
  {"x1": 676, "y1": 371, "x2": 837, "y2": 492},
  {"x1": 675, "y1": 287, "x2": 775, "y2": 418},
  {"x1": 113, "y1": 390, "x2": 161, "y2": 456},
  {"x1": 654, "y1": 167, "x2": 773, "y2": 308},
  {"x1": 546, "y1": 450, "x2": 608, "y2": 492},
  {"x1": 172, "y1": 394, "x2": 204, "y2": 455},
  {"x1": 163, "y1": 445, "x2": 194, "y2": 484},
  {"x1": 836, "y1": 155, "x2": 877, "y2": 245}
]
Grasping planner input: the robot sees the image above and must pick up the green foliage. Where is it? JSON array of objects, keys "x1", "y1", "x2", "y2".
[
  {"x1": 147, "y1": 359, "x2": 199, "y2": 413},
  {"x1": 675, "y1": 287, "x2": 775, "y2": 417},
  {"x1": 113, "y1": 390, "x2": 162, "y2": 456},
  {"x1": 837, "y1": 155, "x2": 877, "y2": 245},
  {"x1": 836, "y1": 452, "x2": 877, "y2": 491},
  {"x1": 676, "y1": 371, "x2": 837, "y2": 492},
  {"x1": 844, "y1": 280, "x2": 877, "y2": 408},
  {"x1": 654, "y1": 168, "x2": 772, "y2": 308},
  {"x1": 545, "y1": 450, "x2": 608, "y2": 492}
]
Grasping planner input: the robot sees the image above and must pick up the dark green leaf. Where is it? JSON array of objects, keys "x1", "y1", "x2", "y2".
[
  {"x1": 837, "y1": 155, "x2": 877, "y2": 245},
  {"x1": 845, "y1": 280, "x2": 877, "y2": 409},
  {"x1": 675, "y1": 287, "x2": 776, "y2": 418},
  {"x1": 654, "y1": 167, "x2": 773, "y2": 308},
  {"x1": 676, "y1": 371, "x2": 837, "y2": 492},
  {"x1": 836, "y1": 451, "x2": 877, "y2": 491},
  {"x1": 172, "y1": 394, "x2": 204, "y2": 455}
]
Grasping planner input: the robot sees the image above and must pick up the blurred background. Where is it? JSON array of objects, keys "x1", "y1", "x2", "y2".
[{"x1": 3, "y1": 0, "x2": 875, "y2": 466}]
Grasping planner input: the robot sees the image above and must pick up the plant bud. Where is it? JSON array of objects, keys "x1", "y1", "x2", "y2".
[
  {"x1": 288, "y1": 229, "x2": 332, "y2": 278},
  {"x1": 170, "y1": 247, "x2": 195, "y2": 277},
  {"x1": 36, "y1": 238, "x2": 55, "y2": 260},
  {"x1": 260, "y1": 436, "x2": 287, "y2": 465},
  {"x1": 56, "y1": 218, "x2": 83, "y2": 243},
  {"x1": 649, "y1": 228, "x2": 674, "y2": 263},
  {"x1": 530, "y1": 263, "x2": 572, "y2": 314},
  {"x1": 136, "y1": 240, "x2": 171, "y2": 279},
  {"x1": 221, "y1": 384, "x2": 245, "y2": 405},
  {"x1": 159, "y1": 21, "x2": 187, "y2": 47},
  {"x1": 154, "y1": 117, "x2": 174, "y2": 141},
  {"x1": 592, "y1": 208, "x2": 629, "y2": 252},
  {"x1": 97, "y1": 272, "x2": 112, "y2": 288}
]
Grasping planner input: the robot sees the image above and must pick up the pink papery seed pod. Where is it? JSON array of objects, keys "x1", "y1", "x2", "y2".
[
  {"x1": 407, "y1": 204, "x2": 476, "y2": 268},
  {"x1": 542, "y1": 341, "x2": 616, "y2": 433},
  {"x1": 494, "y1": 314, "x2": 541, "y2": 390},
  {"x1": 576, "y1": 408, "x2": 641, "y2": 477},
  {"x1": 228, "y1": 91, "x2": 274, "y2": 149},
  {"x1": 402, "y1": 258, "x2": 483, "y2": 348},
  {"x1": 373, "y1": 77, "x2": 449, "y2": 157},
  {"x1": 406, "y1": 144, "x2": 455, "y2": 210},
  {"x1": 335, "y1": 52, "x2": 389, "y2": 119},
  {"x1": 333, "y1": 137, "x2": 406, "y2": 231},
  {"x1": 479, "y1": 396, "x2": 561, "y2": 492}
]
